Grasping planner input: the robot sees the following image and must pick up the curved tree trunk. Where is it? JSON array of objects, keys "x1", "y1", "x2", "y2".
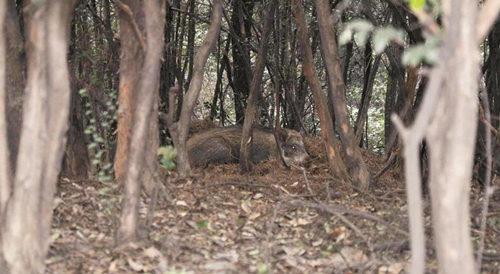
[
  {"x1": 167, "y1": 0, "x2": 222, "y2": 178},
  {"x1": 239, "y1": 0, "x2": 276, "y2": 172},
  {"x1": 314, "y1": 0, "x2": 371, "y2": 191},
  {"x1": 292, "y1": 0, "x2": 349, "y2": 180}
]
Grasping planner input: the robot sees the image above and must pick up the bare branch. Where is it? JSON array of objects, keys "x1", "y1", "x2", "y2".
[{"x1": 477, "y1": 0, "x2": 500, "y2": 42}]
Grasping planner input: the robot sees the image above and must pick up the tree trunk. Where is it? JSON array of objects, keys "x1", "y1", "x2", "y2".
[
  {"x1": 167, "y1": 0, "x2": 222, "y2": 178},
  {"x1": 117, "y1": 0, "x2": 166, "y2": 243},
  {"x1": 485, "y1": 20, "x2": 500, "y2": 174},
  {"x1": 1, "y1": 1, "x2": 76, "y2": 272},
  {"x1": 114, "y1": 0, "x2": 160, "y2": 191},
  {"x1": 314, "y1": 0, "x2": 371, "y2": 190},
  {"x1": 354, "y1": 44, "x2": 382, "y2": 145},
  {"x1": 4, "y1": 0, "x2": 25, "y2": 173},
  {"x1": 230, "y1": 0, "x2": 253, "y2": 124},
  {"x1": 426, "y1": 1, "x2": 479, "y2": 272},
  {"x1": 239, "y1": 0, "x2": 276, "y2": 172},
  {"x1": 292, "y1": 0, "x2": 349, "y2": 180},
  {"x1": 114, "y1": 0, "x2": 144, "y2": 183},
  {"x1": 61, "y1": 88, "x2": 90, "y2": 179},
  {"x1": 0, "y1": 0, "x2": 9, "y2": 216}
]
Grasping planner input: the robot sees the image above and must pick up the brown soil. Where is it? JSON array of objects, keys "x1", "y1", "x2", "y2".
[{"x1": 47, "y1": 144, "x2": 500, "y2": 273}]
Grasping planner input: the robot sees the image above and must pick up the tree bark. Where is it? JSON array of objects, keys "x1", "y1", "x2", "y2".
[
  {"x1": 239, "y1": 0, "x2": 276, "y2": 172},
  {"x1": 114, "y1": 0, "x2": 160, "y2": 191},
  {"x1": 1, "y1": 1, "x2": 76, "y2": 272},
  {"x1": 314, "y1": 0, "x2": 371, "y2": 191},
  {"x1": 117, "y1": 0, "x2": 166, "y2": 243},
  {"x1": 167, "y1": 0, "x2": 222, "y2": 178},
  {"x1": 114, "y1": 0, "x2": 144, "y2": 183},
  {"x1": 426, "y1": 1, "x2": 479, "y2": 272},
  {"x1": 4, "y1": 0, "x2": 25, "y2": 173},
  {"x1": 292, "y1": 0, "x2": 349, "y2": 180}
]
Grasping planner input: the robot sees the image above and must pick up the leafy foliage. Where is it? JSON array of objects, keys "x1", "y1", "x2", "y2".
[
  {"x1": 158, "y1": 145, "x2": 177, "y2": 171},
  {"x1": 79, "y1": 89, "x2": 117, "y2": 182}
]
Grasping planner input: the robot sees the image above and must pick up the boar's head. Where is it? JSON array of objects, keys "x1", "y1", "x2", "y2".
[{"x1": 277, "y1": 129, "x2": 309, "y2": 166}]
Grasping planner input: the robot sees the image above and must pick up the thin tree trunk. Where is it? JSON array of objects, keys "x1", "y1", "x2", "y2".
[
  {"x1": 210, "y1": 41, "x2": 224, "y2": 121},
  {"x1": 314, "y1": 0, "x2": 371, "y2": 190},
  {"x1": 117, "y1": 0, "x2": 166, "y2": 243},
  {"x1": 292, "y1": 0, "x2": 349, "y2": 180},
  {"x1": 167, "y1": 0, "x2": 222, "y2": 178},
  {"x1": 1, "y1": 1, "x2": 76, "y2": 272},
  {"x1": 354, "y1": 44, "x2": 382, "y2": 144},
  {"x1": 230, "y1": 0, "x2": 252, "y2": 124},
  {"x1": 239, "y1": 0, "x2": 276, "y2": 172}
]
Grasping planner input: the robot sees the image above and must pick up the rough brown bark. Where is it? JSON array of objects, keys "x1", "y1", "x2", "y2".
[
  {"x1": 117, "y1": 0, "x2": 166, "y2": 243},
  {"x1": 239, "y1": 0, "x2": 276, "y2": 172},
  {"x1": 292, "y1": 0, "x2": 349, "y2": 180},
  {"x1": 314, "y1": 0, "x2": 371, "y2": 190},
  {"x1": 167, "y1": 0, "x2": 222, "y2": 178},
  {"x1": 114, "y1": 0, "x2": 144, "y2": 183},
  {"x1": 114, "y1": 0, "x2": 160, "y2": 191},
  {"x1": 1, "y1": 1, "x2": 76, "y2": 272}
]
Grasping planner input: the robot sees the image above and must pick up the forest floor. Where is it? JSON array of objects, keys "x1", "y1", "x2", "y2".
[{"x1": 47, "y1": 138, "x2": 500, "y2": 274}]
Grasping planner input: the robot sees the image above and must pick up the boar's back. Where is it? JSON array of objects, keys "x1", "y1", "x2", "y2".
[{"x1": 187, "y1": 127, "x2": 276, "y2": 167}]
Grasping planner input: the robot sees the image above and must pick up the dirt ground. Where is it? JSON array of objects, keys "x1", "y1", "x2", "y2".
[{"x1": 47, "y1": 140, "x2": 500, "y2": 273}]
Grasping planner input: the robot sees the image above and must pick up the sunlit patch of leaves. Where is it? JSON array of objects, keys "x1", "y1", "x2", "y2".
[
  {"x1": 340, "y1": 18, "x2": 441, "y2": 66},
  {"x1": 402, "y1": 36, "x2": 441, "y2": 66},
  {"x1": 158, "y1": 145, "x2": 177, "y2": 170}
]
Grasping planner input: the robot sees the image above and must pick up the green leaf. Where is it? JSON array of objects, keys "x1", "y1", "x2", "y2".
[
  {"x1": 339, "y1": 19, "x2": 373, "y2": 46},
  {"x1": 354, "y1": 31, "x2": 370, "y2": 48},
  {"x1": 409, "y1": 0, "x2": 426, "y2": 11},
  {"x1": 257, "y1": 263, "x2": 269, "y2": 274},
  {"x1": 339, "y1": 29, "x2": 353, "y2": 45},
  {"x1": 372, "y1": 27, "x2": 405, "y2": 54},
  {"x1": 78, "y1": 89, "x2": 88, "y2": 97},
  {"x1": 402, "y1": 44, "x2": 427, "y2": 66},
  {"x1": 196, "y1": 220, "x2": 209, "y2": 229}
]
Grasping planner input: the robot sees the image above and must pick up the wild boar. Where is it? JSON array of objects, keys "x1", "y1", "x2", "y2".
[{"x1": 187, "y1": 127, "x2": 308, "y2": 167}]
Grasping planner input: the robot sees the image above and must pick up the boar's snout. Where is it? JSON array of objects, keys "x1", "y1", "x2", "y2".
[{"x1": 281, "y1": 141, "x2": 309, "y2": 166}]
